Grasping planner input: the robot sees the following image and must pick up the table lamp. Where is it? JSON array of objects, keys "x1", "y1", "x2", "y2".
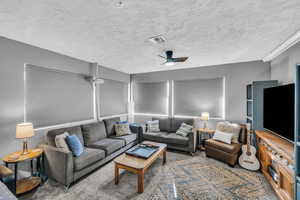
[
  {"x1": 201, "y1": 112, "x2": 210, "y2": 129},
  {"x1": 16, "y1": 123, "x2": 34, "y2": 155}
]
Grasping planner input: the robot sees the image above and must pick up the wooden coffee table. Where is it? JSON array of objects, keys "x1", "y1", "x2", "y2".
[{"x1": 114, "y1": 141, "x2": 167, "y2": 193}]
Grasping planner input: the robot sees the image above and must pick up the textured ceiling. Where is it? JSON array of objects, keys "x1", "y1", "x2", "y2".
[{"x1": 0, "y1": 0, "x2": 300, "y2": 74}]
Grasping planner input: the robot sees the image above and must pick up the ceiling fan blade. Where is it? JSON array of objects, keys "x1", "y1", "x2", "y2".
[
  {"x1": 158, "y1": 55, "x2": 166, "y2": 59},
  {"x1": 160, "y1": 61, "x2": 167, "y2": 65},
  {"x1": 173, "y1": 57, "x2": 188, "y2": 62}
]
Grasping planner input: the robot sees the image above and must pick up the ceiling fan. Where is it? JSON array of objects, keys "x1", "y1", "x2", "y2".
[{"x1": 158, "y1": 50, "x2": 188, "y2": 66}]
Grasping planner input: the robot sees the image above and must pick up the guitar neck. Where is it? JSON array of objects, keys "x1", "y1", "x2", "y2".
[{"x1": 246, "y1": 129, "x2": 251, "y2": 152}]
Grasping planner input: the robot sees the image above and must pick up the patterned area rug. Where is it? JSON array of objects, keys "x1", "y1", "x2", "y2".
[{"x1": 20, "y1": 151, "x2": 277, "y2": 200}]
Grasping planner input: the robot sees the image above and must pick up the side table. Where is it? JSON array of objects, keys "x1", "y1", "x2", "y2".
[
  {"x1": 197, "y1": 128, "x2": 215, "y2": 151},
  {"x1": 2, "y1": 148, "x2": 45, "y2": 195}
]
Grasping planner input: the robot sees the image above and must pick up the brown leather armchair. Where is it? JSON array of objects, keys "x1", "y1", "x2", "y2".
[{"x1": 205, "y1": 123, "x2": 246, "y2": 167}]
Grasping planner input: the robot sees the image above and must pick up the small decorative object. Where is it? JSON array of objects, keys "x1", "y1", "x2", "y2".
[
  {"x1": 16, "y1": 123, "x2": 34, "y2": 155},
  {"x1": 9, "y1": 154, "x2": 20, "y2": 160},
  {"x1": 201, "y1": 112, "x2": 210, "y2": 129}
]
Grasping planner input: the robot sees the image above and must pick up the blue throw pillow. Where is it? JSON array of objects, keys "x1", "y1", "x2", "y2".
[{"x1": 66, "y1": 135, "x2": 83, "y2": 157}]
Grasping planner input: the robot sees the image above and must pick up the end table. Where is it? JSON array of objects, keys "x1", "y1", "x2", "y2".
[
  {"x1": 2, "y1": 148, "x2": 44, "y2": 195},
  {"x1": 197, "y1": 128, "x2": 215, "y2": 151}
]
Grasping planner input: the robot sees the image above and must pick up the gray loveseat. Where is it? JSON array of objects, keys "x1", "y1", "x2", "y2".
[
  {"x1": 142, "y1": 117, "x2": 196, "y2": 154},
  {"x1": 41, "y1": 117, "x2": 141, "y2": 189}
]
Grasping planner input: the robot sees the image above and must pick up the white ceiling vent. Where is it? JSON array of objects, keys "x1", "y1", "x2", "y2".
[{"x1": 148, "y1": 35, "x2": 166, "y2": 44}]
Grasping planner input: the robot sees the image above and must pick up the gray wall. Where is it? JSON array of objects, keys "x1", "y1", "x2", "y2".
[
  {"x1": 271, "y1": 41, "x2": 300, "y2": 84},
  {"x1": 132, "y1": 61, "x2": 271, "y2": 128},
  {"x1": 0, "y1": 36, "x2": 129, "y2": 161}
]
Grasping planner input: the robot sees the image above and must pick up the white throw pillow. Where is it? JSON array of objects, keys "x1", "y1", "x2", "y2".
[
  {"x1": 115, "y1": 123, "x2": 131, "y2": 136},
  {"x1": 213, "y1": 130, "x2": 233, "y2": 144},
  {"x1": 147, "y1": 120, "x2": 160, "y2": 132},
  {"x1": 216, "y1": 122, "x2": 241, "y2": 143},
  {"x1": 176, "y1": 123, "x2": 193, "y2": 137},
  {"x1": 55, "y1": 132, "x2": 70, "y2": 152}
]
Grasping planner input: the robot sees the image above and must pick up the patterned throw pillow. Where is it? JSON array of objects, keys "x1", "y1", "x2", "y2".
[
  {"x1": 115, "y1": 123, "x2": 131, "y2": 136},
  {"x1": 147, "y1": 120, "x2": 160, "y2": 132},
  {"x1": 55, "y1": 132, "x2": 70, "y2": 152},
  {"x1": 176, "y1": 123, "x2": 193, "y2": 137},
  {"x1": 216, "y1": 122, "x2": 241, "y2": 143}
]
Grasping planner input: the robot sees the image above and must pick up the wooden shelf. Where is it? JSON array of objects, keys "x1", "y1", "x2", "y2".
[{"x1": 16, "y1": 177, "x2": 41, "y2": 195}]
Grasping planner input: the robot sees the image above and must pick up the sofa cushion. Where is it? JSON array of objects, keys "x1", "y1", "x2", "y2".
[
  {"x1": 165, "y1": 133, "x2": 189, "y2": 145},
  {"x1": 171, "y1": 118, "x2": 194, "y2": 132},
  {"x1": 103, "y1": 117, "x2": 121, "y2": 137},
  {"x1": 47, "y1": 126, "x2": 84, "y2": 147},
  {"x1": 74, "y1": 148, "x2": 105, "y2": 171},
  {"x1": 143, "y1": 131, "x2": 169, "y2": 142},
  {"x1": 87, "y1": 138, "x2": 125, "y2": 155},
  {"x1": 205, "y1": 139, "x2": 241, "y2": 154},
  {"x1": 111, "y1": 134, "x2": 137, "y2": 145},
  {"x1": 152, "y1": 117, "x2": 171, "y2": 132},
  {"x1": 81, "y1": 122, "x2": 107, "y2": 146}
]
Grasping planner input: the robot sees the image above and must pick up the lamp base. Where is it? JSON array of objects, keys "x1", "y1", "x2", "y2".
[
  {"x1": 203, "y1": 121, "x2": 207, "y2": 129},
  {"x1": 21, "y1": 140, "x2": 30, "y2": 155}
]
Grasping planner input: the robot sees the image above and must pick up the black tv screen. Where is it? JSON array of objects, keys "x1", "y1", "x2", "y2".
[{"x1": 263, "y1": 84, "x2": 295, "y2": 142}]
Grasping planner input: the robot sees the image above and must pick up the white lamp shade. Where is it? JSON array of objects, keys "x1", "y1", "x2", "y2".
[
  {"x1": 16, "y1": 123, "x2": 34, "y2": 139},
  {"x1": 201, "y1": 112, "x2": 210, "y2": 121}
]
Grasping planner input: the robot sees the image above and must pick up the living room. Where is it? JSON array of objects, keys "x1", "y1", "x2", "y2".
[{"x1": 0, "y1": 1, "x2": 300, "y2": 200}]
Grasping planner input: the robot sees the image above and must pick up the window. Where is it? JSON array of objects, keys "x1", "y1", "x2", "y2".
[
  {"x1": 25, "y1": 64, "x2": 94, "y2": 128},
  {"x1": 133, "y1": 81, "x2": 168, "y2": 115},
  {"x1": 98, "y1": 79, "x2": 128, "y2": 117},
  {"x1": 173, "y1": 78, "x2": 224, "y2": 118}
]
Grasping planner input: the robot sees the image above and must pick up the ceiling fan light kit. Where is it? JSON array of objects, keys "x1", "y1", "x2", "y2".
[{"x1": 164, "y1": 62, "x2": 175, "y2": 66}]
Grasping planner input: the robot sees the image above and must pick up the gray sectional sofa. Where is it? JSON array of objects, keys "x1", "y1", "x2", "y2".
[
  {"x1": 142, "y1": 117, "x2": 196, "y2": 154},
  {"x1": 41, "y1": 117, "x2": 141, "y2": 189}
]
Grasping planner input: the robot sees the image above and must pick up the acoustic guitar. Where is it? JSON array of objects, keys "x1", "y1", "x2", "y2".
[{"x1": 238, "y1": 124, "x2": 260, "y2": 171}]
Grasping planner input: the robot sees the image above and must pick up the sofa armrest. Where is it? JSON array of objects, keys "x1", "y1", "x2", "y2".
[
  {"x1": 187, "y1": 129, "x2": 197, "y2": 153},
  {"x1": 130, "y1": 124, "x2": 144, "y2": 143},
  {"x1": 40, "y1": 144, "x2": 74, "y2": 186}
]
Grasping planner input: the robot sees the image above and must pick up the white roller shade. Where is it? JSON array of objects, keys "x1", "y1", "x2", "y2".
[
  {"x1": 174, "y1": 78, "x2": 224, "y2": 118},
  {"x1": 99, "y1": 79, "x2": 128, "y2": 117},
  {"x1": 25, "y1": 64, "x2": 94, "y2": 128},
  {"x1": 133, "y1": 81, "x2": 168, "y2": 115}
]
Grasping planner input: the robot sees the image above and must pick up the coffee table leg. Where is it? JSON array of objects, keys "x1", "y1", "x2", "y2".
[
  {"x1": 115, "y1": 164, "x2": 119, "y2": 185},
  {"x1": 163, "y1": 150, "x2": 167, "y2": 164},
  {"x1": 137, "y1": 172, "x2": 144, "y2": 193}
]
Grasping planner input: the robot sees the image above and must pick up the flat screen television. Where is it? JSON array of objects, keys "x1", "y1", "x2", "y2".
[{"x1": 263, "y1": 83, "x2": 295, "y2": 142}]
